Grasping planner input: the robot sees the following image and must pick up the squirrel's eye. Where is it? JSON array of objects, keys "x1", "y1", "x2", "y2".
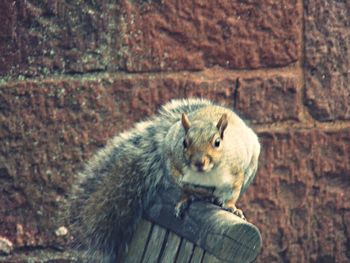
[
  {"x1": 183, "y1": 139, "x2": 188, "y2": 149},
  {"x1": 214, "y1": 138, "x2": 221, "y2": 148}
]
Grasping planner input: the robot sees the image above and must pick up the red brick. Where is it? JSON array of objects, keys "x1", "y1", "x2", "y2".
[
  {"x1": 240, "y1": 128, "x2": 350, "y2": 263},
  {"x1": 172, "y1": 73, "x2": 300, "y2": 123},
  {"x1": 0, "y1": 79, "x2": 124, "y2": 248},
  {"x1": 0, "y1": 1, "x2": 302, "y2": 78},
  {"x1": 0, "y1": 1, "x2": 115, "y2": 77},
  {"x1": 304, "y1": 0, "x2": 350, "y2": 121},
  {"x1": 117, "y1": 0, "x2": 301, "y2": 72},
  {"x1": 184, "y1": 78, "x2": 235, "y2": 108},
  {"x1": 236, "y1": 75, "x2": 300, "y2": 124}
]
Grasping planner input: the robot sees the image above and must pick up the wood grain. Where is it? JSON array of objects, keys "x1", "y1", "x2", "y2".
[
  {"x1": 142, "y1": 224, "x2": 167, "y2": 263},
  {"x1": 144, "y1": 184, "x2": 262, "y2": 263},
  {"x1": 159, "y1": 231, "x2": 182, "y2": 262},
  {"x1": 124, "y1": 219, "x2": 153, "y2": 263},
  {"x1": 176, "y1": 239, "x2": 194, "y2": 263}
]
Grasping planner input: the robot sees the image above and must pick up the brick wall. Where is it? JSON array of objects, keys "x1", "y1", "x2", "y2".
[{"x1": 0, "y1": 1, "x2": 349, "y2": 262}]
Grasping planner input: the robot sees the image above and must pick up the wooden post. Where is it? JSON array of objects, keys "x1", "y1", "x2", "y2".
[{"x1": 143, "y1": 184, "x2": 262, "y2": 263}]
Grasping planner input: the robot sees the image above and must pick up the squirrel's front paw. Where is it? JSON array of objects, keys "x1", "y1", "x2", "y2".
[
  {"x1": 232, "y1": 208, "x2": 246, "y2": 220},
  {"x1": 174, "y1": 205, "x2": 184, "y2": 219},
  {"x1": 224, "y1": 206, "x2": 246, "y2": 221},
  {"x1": 175, "y1": 195, "x2": 222, "y2": 218},
  {"x1": 174, "y1": 196, "x2": 195, "y2": 219}
]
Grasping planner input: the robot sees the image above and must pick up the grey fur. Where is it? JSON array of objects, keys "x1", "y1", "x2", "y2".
[
  {"x1": 68, "y1": 98, "x2": 260, "y2": 262},
  {"x1": 69, "y1": 99, "x2": 213, "y2": 262}
]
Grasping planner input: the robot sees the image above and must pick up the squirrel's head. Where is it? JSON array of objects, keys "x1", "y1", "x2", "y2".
[{"x1": 181, "y1": 113, "x2": 228, "y2": 173}]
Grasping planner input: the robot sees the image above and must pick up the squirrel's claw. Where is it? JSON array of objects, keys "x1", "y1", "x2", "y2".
[
  {"x1": 175, "y1": 194, "x2": 216, "y2": 218},
  {"x1": 233, "y1": 208, "x2": 246, "y2": 221},
  {"x1": 223, "y1": 206, "x2": 247, "y2": 221},
  {"x1": 175, "y1": 194, "x2": 230, "y2": 219},
  {"x1": 174, "y1": 196, "x2": 195, "y2": 218},
  {"x1": 174, "y1": 205, "x2": 185, "y2": 219}
]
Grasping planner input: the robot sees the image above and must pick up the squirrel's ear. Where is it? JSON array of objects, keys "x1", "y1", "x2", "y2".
[
  {"x1": 217, "y1": 113, "x2": 228, "y2": 138},
  {"x1": 181, "y1": 113, "x2": 191, "y2": 132}
]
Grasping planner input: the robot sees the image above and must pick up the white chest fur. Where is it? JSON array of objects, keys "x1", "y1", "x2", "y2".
[{"x1": 181, "y1": 165, "x2": 234, "y2": 188}]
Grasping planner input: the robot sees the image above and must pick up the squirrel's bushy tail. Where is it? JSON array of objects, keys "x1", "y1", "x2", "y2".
[{"x1": 68, "y1": 119, "x2": 167, "y2": 262}]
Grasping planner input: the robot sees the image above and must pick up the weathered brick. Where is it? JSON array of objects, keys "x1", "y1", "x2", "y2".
[
  {"x1": 304, "y1": 0, "x2": 350, "y2": 121},
  {"x1": 240, "y1": 128, "x2": 350, "y2": 263},
  {"x1": 0, "y1": 78, "x2": 126, "y2": 249},
  {"x1": 236, "y1": 75, "x2": 300, "y2": 124},
  {"x1": 182, "y1": 73, "x2": 301, "y2": 124},
  {"x1": 0, "y1": 0, "x2": 117, "y2": 78},
  {"x1": 117, "y1": 0, "x2": 301, "y2": 72},
  {"x1": 0, "y1": 0, "x2": 302, "y2": 78}
]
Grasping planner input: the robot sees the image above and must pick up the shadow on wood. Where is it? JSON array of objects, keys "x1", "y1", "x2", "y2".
[{"x1": 124, "y1": 184, "x2": 262, "y2": 263}]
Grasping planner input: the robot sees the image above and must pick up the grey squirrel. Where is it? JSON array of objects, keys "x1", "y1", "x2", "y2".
[{"x1": 69, "y1": 98, "x2": 260, "y2": 262}]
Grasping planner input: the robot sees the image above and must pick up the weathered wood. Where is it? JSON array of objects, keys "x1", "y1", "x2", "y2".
[
  {"x1": 176, "y1": 239, "x2": 194, "y2": 263},
  {"x1": 202, "y1": 253, "x2": 221, "y2": 263},
  {"x1": 190, "y1": 246, "x2": 204, "y2": 262},
  {"x1": 142, "y1": 224, "x2": 167, "y2": 263},
  {"x1": 144, "y1": 184, "x2": 262, "y2": 263},
  {"x1": 159, "y1": 231, "x2": 182, "y2": 262},
  {"x1": 124, "y1": 219, "x2": 153, "y2": 263}
]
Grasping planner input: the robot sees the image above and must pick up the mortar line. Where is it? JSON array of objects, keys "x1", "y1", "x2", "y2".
[
  {"x1": 297, "y1": 0, "x2": 316, "y2": 124},
  {"x1": 253, "y1": 120, "x2": 350, "y2": 133},
  {"x1": 0, "y1": 64, "x2": 302, "y2": 87}
]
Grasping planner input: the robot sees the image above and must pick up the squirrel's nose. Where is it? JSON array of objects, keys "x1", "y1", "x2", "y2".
[
  {"x1": 194, "y1": 161, "x2": 205, "y2": 171},
  {"x1": 191, "y1": 154, "x2": 211, "y2": 172}
]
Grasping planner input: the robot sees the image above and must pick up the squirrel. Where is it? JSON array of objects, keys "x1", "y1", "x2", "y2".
[{"x1": 68, "y1": 98, "x2": 260, "y2": 263}]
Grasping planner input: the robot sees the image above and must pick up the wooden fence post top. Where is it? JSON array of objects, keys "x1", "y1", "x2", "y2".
[{"x1": 143, "y1": 184, "x2": 262, "y2": 263}]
